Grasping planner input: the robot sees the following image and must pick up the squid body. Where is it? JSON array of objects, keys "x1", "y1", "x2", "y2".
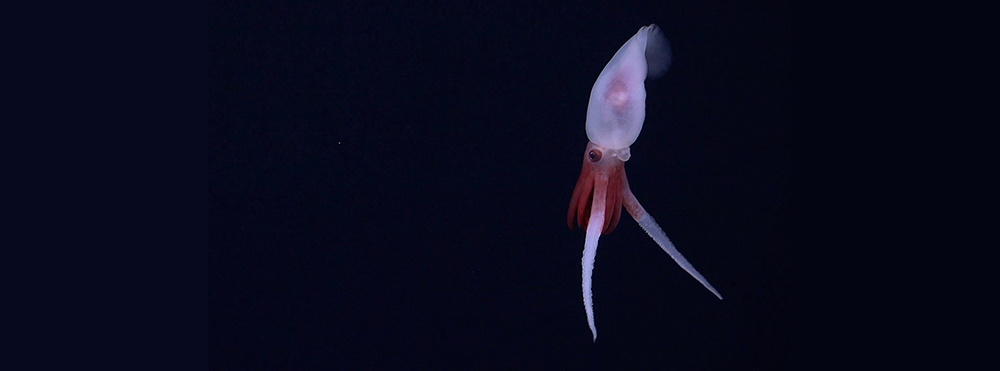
[{"x1": 568, "y1": 24, "x2": 723, "y2": 342}]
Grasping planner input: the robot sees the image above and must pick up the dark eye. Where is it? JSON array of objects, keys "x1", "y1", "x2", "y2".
[{"x1": 588, "y1": 149, "x2": 602, "y2": 162}]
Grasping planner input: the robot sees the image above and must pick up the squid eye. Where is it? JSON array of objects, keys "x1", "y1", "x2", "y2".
[{"x1": 588, "y1": 149, "x2": 603, "y2": 162}]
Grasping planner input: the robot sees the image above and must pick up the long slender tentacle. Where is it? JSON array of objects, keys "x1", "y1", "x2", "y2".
[
  {"x1": 622, "y1": 183, "x2": 723, "y2": 300},
  {"x1": 582, "y1": 177, "x2": 607, "y2": 342}
]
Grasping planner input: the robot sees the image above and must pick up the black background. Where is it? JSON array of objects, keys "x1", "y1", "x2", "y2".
[{"x1": 210, "y1": 0, "x2": 789, "y2": 368}]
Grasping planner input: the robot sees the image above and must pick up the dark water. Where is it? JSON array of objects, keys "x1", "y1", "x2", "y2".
[{"x1": 210, "y1": 0, "x2": 790, "y2": 368}]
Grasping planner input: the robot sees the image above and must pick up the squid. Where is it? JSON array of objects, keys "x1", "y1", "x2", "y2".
[{"x1": 568, "y1": 24, "x2": 723, "y2": 342}]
